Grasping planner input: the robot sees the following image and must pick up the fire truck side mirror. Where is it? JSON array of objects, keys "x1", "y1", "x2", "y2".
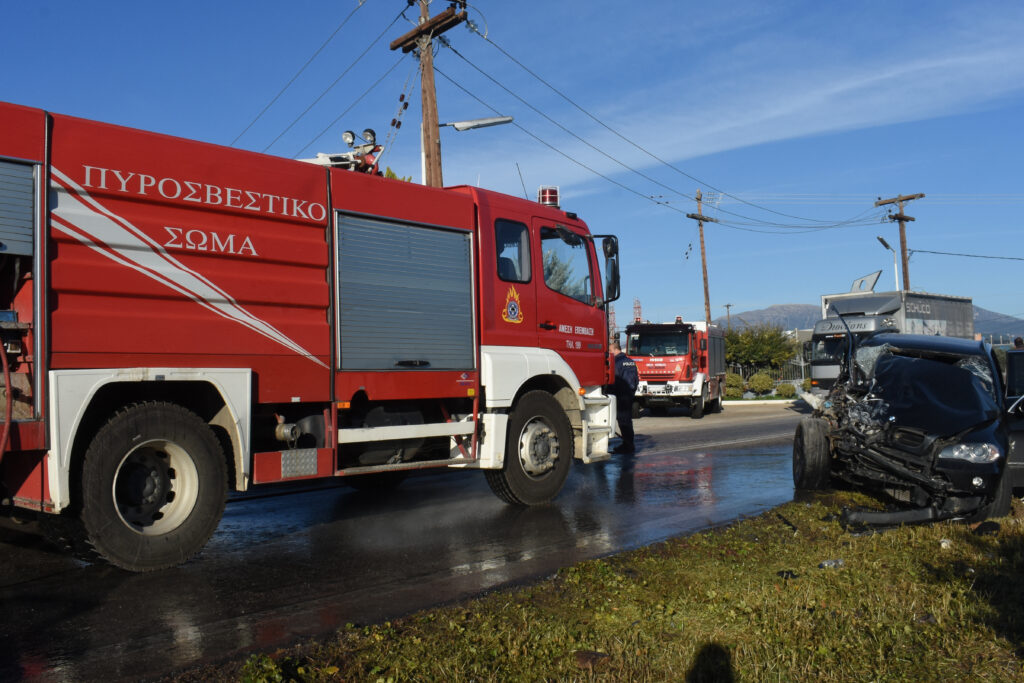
[
  {"x1": 700, "y1": 338, "x2": 707, "y2": 351},
  {"x1": 603, "y1": 256, "x2": 620, "y2": 304},
  {"x1": 601, "y1": 236, "x2": 620, "y2": 304}
]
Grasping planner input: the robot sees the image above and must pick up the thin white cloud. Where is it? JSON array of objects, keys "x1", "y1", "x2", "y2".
[{"x1": 435, "y1": 2, "x2": 1024, "y2": 200}]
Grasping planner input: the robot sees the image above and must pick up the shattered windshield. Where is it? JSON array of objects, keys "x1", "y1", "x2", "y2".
[{"x1": 857, "y1": 345, "x2": 999, "y2": 436}]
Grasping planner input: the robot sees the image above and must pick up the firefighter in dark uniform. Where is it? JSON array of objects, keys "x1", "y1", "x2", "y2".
[{"x1": 608, "y1": 340, "x2": 639, "y2": 454}]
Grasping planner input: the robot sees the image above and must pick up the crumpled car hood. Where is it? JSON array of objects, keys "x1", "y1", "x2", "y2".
[{"x1": 871, "y1": 354, "x2": 998, "y2": 436}]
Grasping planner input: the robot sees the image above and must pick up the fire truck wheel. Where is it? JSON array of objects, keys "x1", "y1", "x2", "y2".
[
  {"x1": 486, "y1": 390, "x2": 573, "y2": 506},
  {"x1": 79, "y1": 402, "x2": 227, "y2": 571},
  {"x1": 793, "y1": 416, "x2": 831, "y2": 490},
  {"x1": 691, "y1": 386, "x2": 707, "y2": 419},
  {"x1": 709, "y1": 382, "x2": 724, "y2": 413},
  {"x1": 631, "y1": 401, "x2": 641, "y2": 419}
]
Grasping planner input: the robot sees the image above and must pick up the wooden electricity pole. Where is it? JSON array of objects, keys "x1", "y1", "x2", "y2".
[
  {"x1": 686, "y1": 190, "x2": 717, "y2": 326},
  {"x1": 389, "y1": 1, "x2": 467, "y2": 188},
  {"x1": 874, "y1": 193, "x2": 924, "y2": 291}
]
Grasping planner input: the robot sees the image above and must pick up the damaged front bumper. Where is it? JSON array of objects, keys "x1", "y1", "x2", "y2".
[{"x1": 831, "y1": 423, "x2": 1004, "y2": 523}]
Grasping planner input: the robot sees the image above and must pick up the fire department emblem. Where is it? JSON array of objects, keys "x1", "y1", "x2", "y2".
[{"x1": 502, "y1": 286, "x2": 523, "y2": 324}]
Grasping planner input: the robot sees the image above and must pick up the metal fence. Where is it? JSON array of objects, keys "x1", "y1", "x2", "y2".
[{"x1": 729, "y1": 357, "x2": 807, "y2": 384}]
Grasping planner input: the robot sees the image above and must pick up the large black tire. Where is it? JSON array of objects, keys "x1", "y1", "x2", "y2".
[
  {"x1": 631, "y1": 400, "x2": 641, "y2": 420},
  {"x1": 691, "y1": 385, "x2": 707, "y2": 419},
  {"x1": 793, "y1": 416, "x2": 831, "y2": 490},
  {"x1": 709, "y1": 381, "x2": 724, "y2": 413},
  {"x1": 78, "y1": 402, "x2": 227, "y2": 571},
  {"x1": 486, "y1": 390, "x2": 573, "y2": 506}
]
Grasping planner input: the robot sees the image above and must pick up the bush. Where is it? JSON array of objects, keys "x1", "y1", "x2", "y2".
[
  {"x1": 725, "y1": 372, "x2": 744, "y2": 391},
  {"x1": 802, "y1": 377, "x2": 812, "y2": 392},
  {"x1": 748, "y1": 373, "x2": 774, "y2": 395},
  {"x1": 724, "y1": 387, "x2": 744, "y2": 400},
  {"x1": 776, "y1": 382, "x2": 797, "y2": 398}
]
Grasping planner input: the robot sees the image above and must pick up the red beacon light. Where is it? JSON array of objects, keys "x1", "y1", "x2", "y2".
[{"x1": 537, "y1": 185, "x2": 560, "y2": 208}]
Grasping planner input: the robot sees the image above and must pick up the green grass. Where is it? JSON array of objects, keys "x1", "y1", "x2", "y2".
[{"x1": 181, "y1": 492, "x2": 1024, "y2": 682}]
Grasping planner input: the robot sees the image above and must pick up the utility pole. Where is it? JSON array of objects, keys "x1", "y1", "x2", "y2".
[
  {"x1": 686, "y1": 190, "x2": 717, "y2": 326},
  {"x1": 874, "y1": 193, "x2": 924, "y2": 291},
  {"x1": 390, "y1": 1, "x2": 467, "y2": 188},
  {"x1": 723, "y1": 303, "x2": 732, "y2": 330}
]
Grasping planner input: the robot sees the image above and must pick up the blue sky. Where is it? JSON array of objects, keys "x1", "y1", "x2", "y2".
[{"x1": 5, "y1": 0, "x2": 1024, "y2": 327}]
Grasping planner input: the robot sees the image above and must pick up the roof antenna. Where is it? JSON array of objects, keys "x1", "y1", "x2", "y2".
[{"x1": 515, "y1": 162, "x2": 528, "y2": 199}]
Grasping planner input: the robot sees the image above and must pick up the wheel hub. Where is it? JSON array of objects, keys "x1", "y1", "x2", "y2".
[
  {"x1": 113, "y1": 440, "x2": 199, "y2": 535},
  {"x1": 519, "y1": 419, "x2": 559, "y2": 476},
  {"x1": 115, "y1": 447, "x2": 173, "y2": 527}
]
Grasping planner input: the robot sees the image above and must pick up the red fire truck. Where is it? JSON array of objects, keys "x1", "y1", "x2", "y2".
[
  {"x1": 625, "y1": 317, "x2": 726, "y2": 418},
  {"x1": 0, "y1": 101, "x2": 621, "y2": 571}
]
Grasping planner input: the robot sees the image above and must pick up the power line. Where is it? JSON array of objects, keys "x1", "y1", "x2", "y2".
[
  {"x1": 292, "y1": 54, "x2": 406, "y2": 157},
  {"x1": 261, "y1": 8, "x2": 405, "y2": 154},
  {"x1": 441, "y1": 40, "x2": 879, "y2": 231},
  {"x1": 231, "y1": 0, "x2": 372, "y2": 146},
  {"x1": 433, "y1": 66, "x2": 680, "y2": 213},
  {"x1": 469, "y1": 27, "x2": 868, "y2": 226},
  {"x1": 442, "y1": 40, "x2": 693, "y2": 204},
  {"x1": 911, "y1": 248, "x2": 1024, "y2": 262},
  {"x1": 433, "y1": 65, "x2": 860, "y2": 235}
]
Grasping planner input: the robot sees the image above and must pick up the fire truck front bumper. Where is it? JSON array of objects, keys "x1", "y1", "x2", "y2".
[{"x1": 637, "y1": 380, "x2": 700, "y2": 403}]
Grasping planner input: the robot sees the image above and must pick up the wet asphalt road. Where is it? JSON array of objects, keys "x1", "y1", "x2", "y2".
[{"x1": 0, "y1": 402, "x2": 805, "y2": 682}]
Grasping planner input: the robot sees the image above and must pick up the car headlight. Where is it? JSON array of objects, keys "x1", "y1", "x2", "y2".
[{"x1": 938, "y1": 443, "x2": 1002, "y2": 463}]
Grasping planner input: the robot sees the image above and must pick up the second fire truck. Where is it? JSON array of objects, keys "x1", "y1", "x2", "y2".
[{"x1": 625, "y1": 317, "x2": 726, "y2": 418}]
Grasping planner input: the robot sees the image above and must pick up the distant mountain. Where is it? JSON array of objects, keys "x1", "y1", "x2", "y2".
[
  {"x1": 712, "y1": 304, "x2": 820, "y2": 331},
  {"x1": 974, "y1": 306, "x2": 1024, "y2": 338},
  {"x1": 711, "y1": 303, "x2": 1024, "y2": 338}
]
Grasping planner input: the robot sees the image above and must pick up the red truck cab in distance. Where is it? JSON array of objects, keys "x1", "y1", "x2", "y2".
[
  {"x1": 626, "y1": 317, "x2": 726, "y2": 418},
  {"x1": 0, "y1": 101, "x2": 621, "y2": 571}
]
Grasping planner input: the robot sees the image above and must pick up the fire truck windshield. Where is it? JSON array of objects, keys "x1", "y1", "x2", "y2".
[{"x1": 628, "y1": 331, "x2": 689, "y2": 356}]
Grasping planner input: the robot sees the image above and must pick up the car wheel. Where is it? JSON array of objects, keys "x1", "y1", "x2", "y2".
[{"x1": 793, "y1": 416, "x2": 831, "y2": 490}]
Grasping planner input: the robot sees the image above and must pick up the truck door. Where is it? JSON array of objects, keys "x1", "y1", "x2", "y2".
[
  {"x1": 489, "y1": 217, "x2": 538, "y2": 349},
  {"x1": 532, "y1": 219, "x2": 606, "y2": 385}
]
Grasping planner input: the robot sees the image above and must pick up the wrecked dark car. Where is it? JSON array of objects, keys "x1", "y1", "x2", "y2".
[{"x1": 794, "y1": 333, "x2": 1023, "y2": 525}]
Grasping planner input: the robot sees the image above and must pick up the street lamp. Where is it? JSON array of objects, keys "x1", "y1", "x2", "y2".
[
  {"x1": 440, "y1": 115, "x2": 514, "y2": 131},
  {"x1": 876, "y1": 236, "x2": 900, "y2": 292},
  {"x1": 423, "y1": 116, "x2": 514, "y2": 186}
]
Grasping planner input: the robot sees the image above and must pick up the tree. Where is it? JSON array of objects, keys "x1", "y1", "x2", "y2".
[
  {"x1": 725, "y1": 323, "x2": 797, "y2": 371},
  {"x1": 384, "y1": 167, "x2": 412, "y2": 182}
]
